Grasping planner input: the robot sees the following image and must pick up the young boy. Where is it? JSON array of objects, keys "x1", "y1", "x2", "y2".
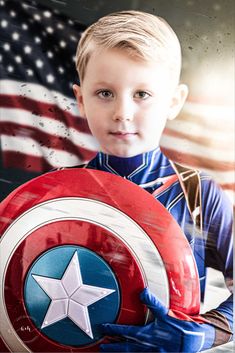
[{"x1": 73, "y1": 10, "x2": 233, "y2": 352}]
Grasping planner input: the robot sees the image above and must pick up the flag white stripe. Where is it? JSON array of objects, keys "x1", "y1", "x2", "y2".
[
  {"x1": 183, "y1": 101, "x2": 234, "y2": 121},
  {"x1": 0, "y1": 107, "x2": 98, "y2": 151},
  {"x1": 0, "y1": 79, "x2": 80, "y2": 117},
  {"x1": 1, "y1": 135, "x2": 83, "y2": 167},
  {"x1": 160, "y1": 135, "x2": 235, "y2": 162},
  {"x1": 166, "y1": 119, "x2": 233, "y2": 145}
]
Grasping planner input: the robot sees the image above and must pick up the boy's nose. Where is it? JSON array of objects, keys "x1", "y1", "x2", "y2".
[{"x1": 112, "y1": 102, "x2": 134, "y2": 122}]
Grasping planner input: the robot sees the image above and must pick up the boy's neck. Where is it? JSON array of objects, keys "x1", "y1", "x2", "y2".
[
  {"x1": 96, "y1": 147, "x2": 161, "y2": 177},
  {"x1": 99, "y1": 147, "x2": 160, "y2": 159}
]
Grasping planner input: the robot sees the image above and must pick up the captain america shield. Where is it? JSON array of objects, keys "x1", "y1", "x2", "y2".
[{"x1": 0, "y1": 168, "x2": 200, "y2": 352}]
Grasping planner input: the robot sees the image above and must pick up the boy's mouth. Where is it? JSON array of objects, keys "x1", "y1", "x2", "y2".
[
  {"x1": 109, "y1": 131, "x2": 138, "y2": 140},
  {"x1": 110, "y1": 131, "x2": 137, "y2": 136}
]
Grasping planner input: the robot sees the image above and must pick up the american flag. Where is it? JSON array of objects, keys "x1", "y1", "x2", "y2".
[{"x1": 0, "y1": 0, "x2": 234, "y2": 204}]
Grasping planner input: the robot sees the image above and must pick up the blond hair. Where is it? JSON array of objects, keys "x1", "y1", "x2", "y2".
[{"x1": 75, "y1": 10, "x2": 182, "y2": 83}]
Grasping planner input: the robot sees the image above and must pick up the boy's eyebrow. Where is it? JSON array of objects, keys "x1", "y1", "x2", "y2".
[
  {"x1": 93, "y1": 81, "x2": 113, "y2": 86},
  {"x1": 93, "y1": 81, "x2": 154, "y2": 88}
]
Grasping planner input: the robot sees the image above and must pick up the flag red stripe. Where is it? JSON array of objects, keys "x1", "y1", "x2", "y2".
[
  {"x1": 0, "y1": 122, "x2": 95, "y2": 161},
  {"x1": 220, "y1": 183, "x2": 235, "y2": 191},
  {"x1": 2, "y1": 150, "x2": 94, "y2": 173},
  {"x1": 187, "y1": 96, "x2": 233, "y2": 106},
  {"x1": 0, "y1": 94, "x2": 90, "y2": 134},
  {"x1": 161, "y1": 147, "x2": 235, "y2": 172},
  {"x1": 2, "y1": 151, "x2": 54, "y2": 172}
]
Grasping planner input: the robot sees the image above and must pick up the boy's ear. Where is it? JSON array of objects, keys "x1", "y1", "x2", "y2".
[
  {"x1": 167, "y1": 84, "x2": 188, "y2": 121},
  {"x1": 73, "y1": 84, "x2": 86, "y2": 118}
]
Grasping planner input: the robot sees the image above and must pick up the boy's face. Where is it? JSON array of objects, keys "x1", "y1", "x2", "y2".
[{"x1": 74, "y1": 48, "x2": 188, "y2": 157}]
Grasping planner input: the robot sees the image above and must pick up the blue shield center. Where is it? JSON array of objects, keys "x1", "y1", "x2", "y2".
[{"x1": 24, "y1": 245, "x2": 120, "y2": 347}]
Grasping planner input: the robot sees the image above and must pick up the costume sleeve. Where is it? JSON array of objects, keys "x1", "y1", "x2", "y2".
[{"x1": 201, "y1": 177, "x2": 233, "y2": 344}]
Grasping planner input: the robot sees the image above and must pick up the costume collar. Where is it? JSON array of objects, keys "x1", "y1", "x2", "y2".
[{"x1": 87, "y1": 148, "x2": 162, "y2": 179}]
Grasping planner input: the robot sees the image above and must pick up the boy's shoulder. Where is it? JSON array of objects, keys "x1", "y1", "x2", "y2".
[{"x1": 199, "y1": 171, "x2": 232, "y2": 213}]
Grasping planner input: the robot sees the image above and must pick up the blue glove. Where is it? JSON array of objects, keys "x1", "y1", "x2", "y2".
[{"x1": 101, "y1": 288, "x2": 215, "y2": 352}]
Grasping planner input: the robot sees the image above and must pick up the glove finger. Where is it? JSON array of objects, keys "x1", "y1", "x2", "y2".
[
  {"x1": 100, "y1": 342, "x2": 154, "y2": 352},
  {"x1": 140, "y1": 288, "x2": 168, "y2": 319},
  {"x1": 102, "y1": 323, "x2": 140, "y2": 338}
]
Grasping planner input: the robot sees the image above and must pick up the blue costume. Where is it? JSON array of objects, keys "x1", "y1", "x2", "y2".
[{"x1": 85, "y1": 147, "x2": 233, "y2": 352}]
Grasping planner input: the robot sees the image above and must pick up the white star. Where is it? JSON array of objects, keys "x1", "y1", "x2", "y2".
[
  {"x1": 1, "y1": 20, "x2": 8, "y2": 28},
  {"x1": 12, "y1": 32, "x2": 20, "y2": 40},
  {"x1": 47, "y1": 51, "x2": 53, "y2": 58},
  {"x1": 22, "y1": 3, "x2": 29, "y2": 9},
  {"x1": 57, "y1": 23, "x2": 64, "y2": 30},
  {"x1": 7, "y1": 65, "x2": 14, "y2": 73},
  {"x1": 35, "y1": 36, "x2": 41, "y2": 44},
  {"x1": 22, "y1": 23, "x2": 28, "y2": 30},
  {"x1": 3, "y1": 43, "x2": 10, "y2": 51},
  {"x1": 34, "y1": 14, "x2": 41, "y2": 21},
  {"x1": 24, "y1": 45, "x2": 32, "y2": 54},
  {"x1": 10, "y1": 10, "x2": 16, "y2": 17},
  {"x1": 47, "y1": 74, "x2": 55, "y2": 83},
  {"x1": 44, "y1": 10, "x2": 52, "y2": 18},
  {"x1": 32, "y1": 252, "x2": 115, "y2": 338},
  {"x1": 26, "y1": 69, "x2": 34, "y2": 76},
  {"x1": 70, "y1": 35, "x2": 77, "y2": 42},
  {"x1": 46, "y1": 26, "x2": 54, "y2": 34},
  {"x1": 36, "y1": 59, "x2": 44, "y2": 68},
  {"x1": 58, "y1": 66, "x2": 64, "y2": 74},
  {"x1": 59, "y1": 40, "x2": 67, "y2": 48},
  {"x1": 15, "y1": 55, "x2": 22, "y2": 63}
]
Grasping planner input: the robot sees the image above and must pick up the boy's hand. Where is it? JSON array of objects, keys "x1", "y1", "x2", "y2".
[{"x1": 100, "y1": 288, "x2": 215, "y2": 352}]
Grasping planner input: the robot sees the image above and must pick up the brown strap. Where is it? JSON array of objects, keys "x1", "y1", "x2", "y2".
[
  {"x1": 201, "y1": 310, "x2": 233, "y2": 346},
  {"x1": 170, "y1": 161, "x2": 202, "y2": 232}
]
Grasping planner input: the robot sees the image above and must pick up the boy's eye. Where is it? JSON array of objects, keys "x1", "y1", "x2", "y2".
[
  {"x1": 134, "y1": 91, "x2": 151, "y2": 99},
  {"x1": 97, "y1": 90, "x2": 113, "y2": 99}
]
